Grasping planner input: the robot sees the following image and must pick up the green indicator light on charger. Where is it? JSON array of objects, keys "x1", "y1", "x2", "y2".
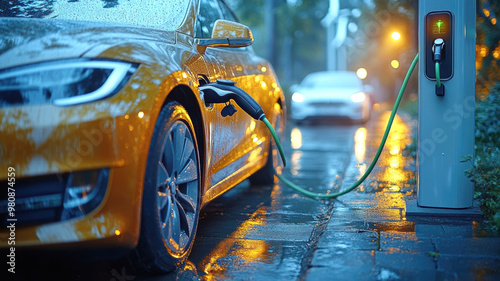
[{"x1": 432, "y1": 20, "x2": 447, "y2": 34}]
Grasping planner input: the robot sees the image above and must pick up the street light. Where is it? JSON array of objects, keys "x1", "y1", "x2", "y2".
[
  {"x1": 391, "y1": 32, "x2": 401, "y2": 41},
  {"x1": 356, "y1": 68, "x2": 367, "y2": 79}
]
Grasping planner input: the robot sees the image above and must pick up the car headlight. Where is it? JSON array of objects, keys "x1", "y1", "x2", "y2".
[
  {"x1": 292, "y1": 92, "x2": 305, "y2": 103},
  {"x1": 0, "y1": 59, "x2": 138, "y2": 107},
  {"x1": 350, "y1": 92, "x2": 366, "y2": 103}
]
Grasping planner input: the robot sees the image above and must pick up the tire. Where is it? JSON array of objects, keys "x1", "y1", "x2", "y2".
[
  {"x1": 249, "y1": 103, "x2": 284, "y2": 185},
  {"x1": 131, "y1": 101, "x2": 201, "y2": 274}
]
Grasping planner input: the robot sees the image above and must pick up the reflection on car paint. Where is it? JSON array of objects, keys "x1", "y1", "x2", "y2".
[{"x1": 36, "y1": 214, "x2": 121, "y2": 243}]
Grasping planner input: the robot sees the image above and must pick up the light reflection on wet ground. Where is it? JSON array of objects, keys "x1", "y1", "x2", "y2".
[
  {"x1": 184, "y1": 109, "x2": 499, "y2": 280},
  {"x1": 182, "y1": 109, "x2": 423, "y2": 280},
  {"x1": 12, "y1": 110, "x2": 500, "y2": 280}
]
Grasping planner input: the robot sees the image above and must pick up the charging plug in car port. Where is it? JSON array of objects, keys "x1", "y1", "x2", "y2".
[
  {"x1": 199, "y1": 79, "x2": 287, "y2": 166},
  {"x1": 199, "y1": 79, "x2": 265, "y2": 121}
]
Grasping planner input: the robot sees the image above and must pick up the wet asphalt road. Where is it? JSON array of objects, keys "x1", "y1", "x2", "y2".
[
  {"x1": 172, "y1": 110, "x2": 414, "y2": 281},
  {"x1": 10, "y1": 109, "x2": 500, "y2": 280},
  {"x1": 143, "y1": 109, "x2": 405, "y2": 281}
]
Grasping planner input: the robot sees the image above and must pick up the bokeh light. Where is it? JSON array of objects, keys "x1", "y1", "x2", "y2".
[
  {"x1": 391, "y1": 60, "x2": 400, "y2": 69},
  {"x1": 356, "y1": 68, "x2": 368, "y2": 79},
  {"x1": 391, "y1": 32, "x2": 401, "y2": 40}
]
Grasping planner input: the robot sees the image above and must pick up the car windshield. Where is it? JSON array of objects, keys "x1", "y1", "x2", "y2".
[
  {"x1": 0, "y1": 0, "x2": 190, "y2": 31},
  {"x1": 301, "y1": 72, "x2": 363, "y2": 88}
]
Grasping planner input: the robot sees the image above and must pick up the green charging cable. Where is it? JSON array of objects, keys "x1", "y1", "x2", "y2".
[
  {"x1": 261, "y1": 53, "x2": 419, "y2": 199},
  {"x1": 262, "y1": 117, "x2": 287, "y2": 167},
  {"x1": 435, "y1": 62, "x2": 441, "y2": 88}
]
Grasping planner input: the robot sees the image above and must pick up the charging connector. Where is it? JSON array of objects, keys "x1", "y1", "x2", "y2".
[
  {"x1": 199, "y1": 79, "x2": 287, "y2": 166},
  {"x1": 432, "y1": 38, "x2": 445, "y2": 62},
  {"x1": 432, "y1": 38, "x2": 445, "y2": 96},
  {"x1": 199, "y1": 79, "x2": 265, "y2": 120}
]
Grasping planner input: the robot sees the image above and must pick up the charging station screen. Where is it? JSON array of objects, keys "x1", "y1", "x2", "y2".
[
  {"x1": 425, "y1": 11, "x2": 453, "y2": 80},
  {"x1": 432, "y1": 20, "x2": 447, "y2": 35}
]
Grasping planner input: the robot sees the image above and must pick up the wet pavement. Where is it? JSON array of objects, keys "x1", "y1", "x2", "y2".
[
  {"x1": 9, "y1": 109, "x2": 500, "y2": 280},
  {"x1": 159, "y1": 108, "x2": 500, "y2": 280}
]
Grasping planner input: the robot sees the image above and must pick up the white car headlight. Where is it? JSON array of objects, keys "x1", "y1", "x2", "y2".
[
  {"x1": 350, "y1": 92, "x2": 366, "y2": 103},
  {"x1": 0, "y1": 59, "x2": 138, "y2": 107},
  {"x1": 292, "y1": 92, "x2": 305, "y2": 103}
]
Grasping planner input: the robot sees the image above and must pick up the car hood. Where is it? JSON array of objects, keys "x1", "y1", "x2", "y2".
[
  {"x1": 0, "y1": 18, "x2": 176, "y2": 69},
  {"x1": 296, "y1": 86, "x2": 363, "y2": 102}
]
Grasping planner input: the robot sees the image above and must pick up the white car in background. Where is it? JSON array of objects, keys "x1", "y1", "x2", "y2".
[{"x1": 290, "y1": 71, "x2": 371, "y2": 123}]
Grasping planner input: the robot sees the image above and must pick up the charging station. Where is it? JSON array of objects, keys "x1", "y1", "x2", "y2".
[{"x1": 417, "y1": 0, "x2": 476, "y2": 209}]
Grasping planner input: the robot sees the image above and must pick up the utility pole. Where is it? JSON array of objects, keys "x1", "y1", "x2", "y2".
[
  {"x1": 322, "y1": 0, "x2": 339, "y2": 71},
  {"x1": 322, "y1": 0, "x2": 353, "y2": 71}
]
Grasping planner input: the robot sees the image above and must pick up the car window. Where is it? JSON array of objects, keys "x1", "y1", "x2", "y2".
[
  {"x1": 218, "y1": 0, "x2": 238, "y2": 22},
  {"x1": 196, "y1": 0, "x2": 223, "y2": 38},
  {"x1": 0, "y1": 0, "x2": 190, "y2": 31},
  {"x1": 196, "y1": 0, "x2": 238, "y2": 38}
]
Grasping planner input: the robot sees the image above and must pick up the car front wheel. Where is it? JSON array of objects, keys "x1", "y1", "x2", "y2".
[{"x1": 131, "y1": 101, "x2": 201, "y2": 274}]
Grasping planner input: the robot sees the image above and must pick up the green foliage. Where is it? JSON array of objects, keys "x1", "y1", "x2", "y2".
[
  {"x1": 476, "y1": 0, "x2": 500, "y2": 99},
  {"x1": 464, "y1": 83, "x2": 500, "y2": 230}
]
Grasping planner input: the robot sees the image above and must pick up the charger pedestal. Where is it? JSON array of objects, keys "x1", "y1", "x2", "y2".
[{"x1": 416, "y1": 0, "x2": 476, "y2": 209}]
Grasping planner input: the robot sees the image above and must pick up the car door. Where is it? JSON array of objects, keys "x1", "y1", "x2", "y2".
[{"x1": 196, "y1": 0, "x2": 265, "y2": 192}]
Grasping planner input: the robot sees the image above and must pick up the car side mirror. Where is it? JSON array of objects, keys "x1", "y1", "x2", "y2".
[{"x1": 197, "y1": 19, "x2": 253, "y2": 54}]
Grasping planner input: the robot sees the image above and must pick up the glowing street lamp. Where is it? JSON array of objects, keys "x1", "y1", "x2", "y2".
[
  {"x1": 356, "y1": 68, "x2": 367, "y2": 79},
  {"x1": 391, "y1": 31, "x2": 401, "y2": 41}
]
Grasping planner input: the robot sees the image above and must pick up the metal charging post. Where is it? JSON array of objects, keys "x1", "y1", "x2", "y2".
[{"x1": 417, "y1": 0, "x2": 476, "y2": 208}]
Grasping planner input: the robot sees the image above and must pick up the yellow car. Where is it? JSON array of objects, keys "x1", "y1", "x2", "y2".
[{"x1": 0, "y1": 0, "x2": 285, "y2": 273}]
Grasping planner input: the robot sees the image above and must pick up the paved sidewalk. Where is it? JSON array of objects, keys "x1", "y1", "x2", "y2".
[{"x1": 301, "y1": 112, "x2": 500, "y2": 280}]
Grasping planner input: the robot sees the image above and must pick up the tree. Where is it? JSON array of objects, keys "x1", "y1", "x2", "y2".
[
  {"x1": 226, "y1": 0, "x2": 328, "y2": 85},
  {"x1": 476, "y1": 0, "x2": 500, "y2": 100}
]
